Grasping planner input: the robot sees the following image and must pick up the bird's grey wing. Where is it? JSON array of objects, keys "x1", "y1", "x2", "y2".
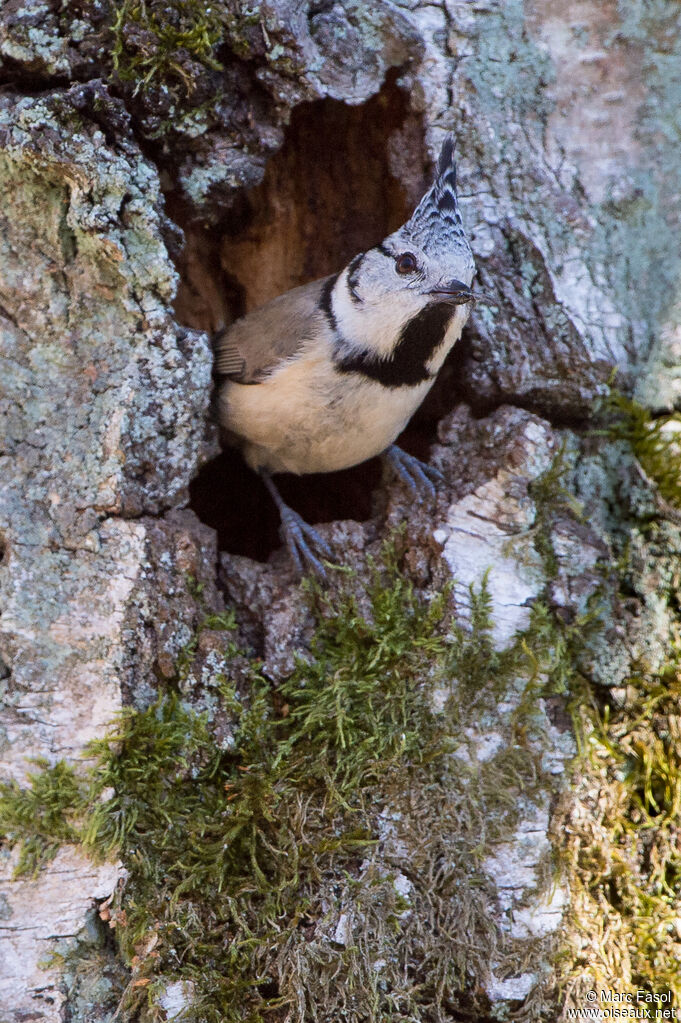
[{"x1": 213, "y1": 275, "x2": 331, "y2": 383}]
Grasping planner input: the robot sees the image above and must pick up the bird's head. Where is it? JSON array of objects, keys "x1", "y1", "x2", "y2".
[{"x1": 334, "y1": 138, "x2": 476, "y2": 356}]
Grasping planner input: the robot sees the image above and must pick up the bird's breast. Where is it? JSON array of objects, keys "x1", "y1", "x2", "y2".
[{"x1": 221, "y1": 351, "x2": 432, "y2": 475}]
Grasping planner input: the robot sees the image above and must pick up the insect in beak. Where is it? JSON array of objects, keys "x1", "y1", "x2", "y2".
[
  {"x1": 429, "y1": 279, "x2": 476, "y2": 305},
  {"x1": 429, "y1": 281, "x2": 498, "y2": 308}
]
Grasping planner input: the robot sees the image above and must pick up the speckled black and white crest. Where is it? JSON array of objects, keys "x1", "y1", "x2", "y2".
[{"x1": 404, "y1": 137, "x2": 468, "y2": 259}]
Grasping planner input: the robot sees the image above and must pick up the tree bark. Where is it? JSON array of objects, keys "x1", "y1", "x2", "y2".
[{"x1": 0, "y1": 1, "x2": 679, "y2": 1020}]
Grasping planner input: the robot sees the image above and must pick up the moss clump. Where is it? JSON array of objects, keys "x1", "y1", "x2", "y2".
[
  {"x1": 1, "y1": 545, "x2": 573, "y2": 1021},
  {"x1": 0, "y1": 759, "x2": 88, "y2": 876},
  {"x1": 79, "y1": 557, "x2": 469, "y2": 1021},
  {"x1": 108, "y1": 1, "x2": 275, "y2": 99},
  {"x1": 274, "y1": 562, "x2": 452, "y2": 789},
  {"x1": 553, "y1": 428, "x2": 681, "y2": 1012},
  {"x1": 560, "y1": 663, "x2": 681, "y2": 1011},
  {"x1": 601, "y1": 392, "x2": 681, "y2": 508},
  {"x1": 111, "y1": 0, "x2": 224, "y2": 94}
]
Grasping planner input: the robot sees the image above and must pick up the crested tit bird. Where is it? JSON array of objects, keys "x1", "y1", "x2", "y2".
[{"x1": 215, "y1": 137, "x2": 476, "y2": 577}]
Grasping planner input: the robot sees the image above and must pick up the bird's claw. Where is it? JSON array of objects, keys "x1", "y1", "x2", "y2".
[
  {"x1": 278, "y1": 506, "x2": 334, "y2": 582},
  {"x1": 260, "y1": 469, "x2": 335, "y2": 581},
  {"x1": 385, "y1": 445, "x2": 444, "y2": 501}
]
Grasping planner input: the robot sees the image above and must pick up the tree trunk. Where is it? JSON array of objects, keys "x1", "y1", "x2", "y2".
[{"x1": 1, "y1": 1, "x2": 679, "y2": 1020}]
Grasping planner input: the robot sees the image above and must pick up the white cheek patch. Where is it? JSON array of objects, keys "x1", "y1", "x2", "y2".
[{"x1": 333, "y1": 271, "x2": 425, "y2": 359}]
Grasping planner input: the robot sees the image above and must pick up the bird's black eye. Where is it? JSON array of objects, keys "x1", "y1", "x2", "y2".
[{"x1": 395, "y1": 252, "x2": 418, "y2": 274}]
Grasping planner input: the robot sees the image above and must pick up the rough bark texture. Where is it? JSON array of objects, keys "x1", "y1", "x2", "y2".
[{"x1": 0, "y1": 1, "x2": 679, "y2": 1021}]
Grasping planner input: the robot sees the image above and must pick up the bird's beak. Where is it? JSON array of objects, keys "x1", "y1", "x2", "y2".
[{"x1": 428, "y1": 279, "x2": 476, "y2": 305}]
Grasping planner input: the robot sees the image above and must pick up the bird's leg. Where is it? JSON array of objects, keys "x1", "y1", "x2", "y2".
[
  {"x1": 260, "y1": 470, "x2": 334, "y2": 581},
  {"x1": 384, "y1": 444, "x2": 445, "y2": 501}
]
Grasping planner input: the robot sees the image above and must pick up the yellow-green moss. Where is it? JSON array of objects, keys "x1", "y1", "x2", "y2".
[
  {"x1": 111, "y1": 0, "x2": 224, "y2": 93},
  {"x1": 0, "y1": 759, "x2": 87, "y2": 876},
  {"x1": 6, "y1": 414, "x2": 681, "y2": 1017},
  {"x1": 0, "y1": 540, "x2": 571, "y2": 1022},
  {"x1": 108, "y1": 1, "x2": 275, "y2": 98},
  {"x1": 601, "y1": 392, "x2": 681, "y2": 508},
  {"x1": 558, "y1": 662, "x2": 681, "y2": 1011},
  {"x1": 553, "y1": 408, "x2": 681, "y2": 1012}
]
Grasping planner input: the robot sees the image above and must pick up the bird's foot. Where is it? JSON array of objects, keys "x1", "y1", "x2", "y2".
[
  {"x1": 260, "y1": 470, "x2": 334, "y2": 581},
  {"x1": 277, "y1": 504, "x2": 334, "y2": 582},
  {"x1": 385, "y1": 444, "x2": 444, "y2": 501}
]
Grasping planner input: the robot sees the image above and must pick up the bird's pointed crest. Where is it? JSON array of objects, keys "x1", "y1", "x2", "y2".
[{"x1": 404, "y1": 136, "x2": 467, "y2": 256}]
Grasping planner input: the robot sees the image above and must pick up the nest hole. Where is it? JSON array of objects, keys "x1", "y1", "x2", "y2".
[
  {"x1": 190, "y1": 449, "x2": 382, "y2": 561},
  {"x1": 178, "y1": 73, "x2": 468, "y2": 562}
]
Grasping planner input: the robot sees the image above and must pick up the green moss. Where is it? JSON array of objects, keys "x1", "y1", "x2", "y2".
[
  {"x1": 528, "y1": 441, "x2": 587, "y2": 581},
  {"x1": 559, "y1": 664, "x2": 681, "y2": 1009},
  {"x1": 524, "y1": 416, "x2": 681, "y2": 1008},
  {"x1": 553, "y1": 435, "x2": 681, "y2": 1011},
  {"x1": 512, "y1": 438, "x2": 681, "y2": 1008},
  {"x1": 77, "y1": 554, "x2": 466, "y2": 1020},
  {"x1": 274, "y1": 558, "x2": 452, "y2": 791},
  {"x1": 601, "y1": 392, "x2": 681, "y2": 507},
  {"x1": 110, "y1": 0, "x2": 224, "y2": 94},
  {"x1": 108, "y1": 0, "x2": 289, "y2": 100},
  {"x1": 0, "y1": 759, "x2": 88, "y2": 876},
  {"x1": 0, "y1": 537, "x2": 570, "y2": 1022}
]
